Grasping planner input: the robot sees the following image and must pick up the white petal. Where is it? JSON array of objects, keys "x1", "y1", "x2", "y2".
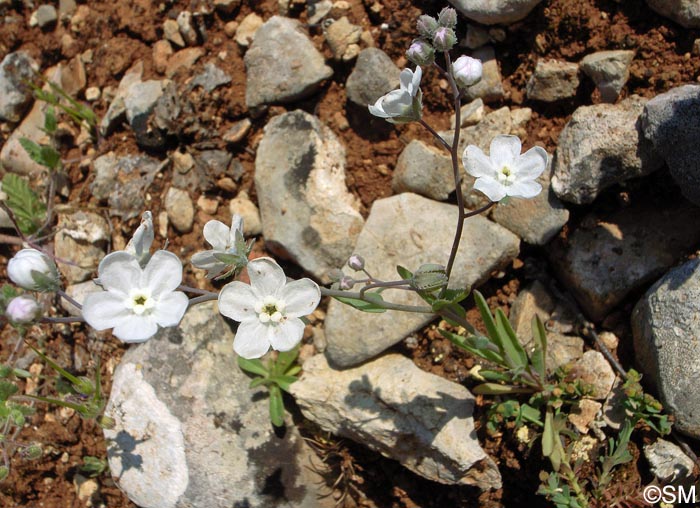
[
  {"x1": 203, "y1": 220, "x2": 230, "y2": 251},
  {"x1": 464, "y1": 145, "x2": 496, "y2": 178},
  {"x1": 399, "y1": 68, "x2": 414, "y2": 91},
  {"x1": 153, "y1": 291, "x2": 188, "y2": 327},
  {"x1": 381, "y1": 90, "x2": 413, "y2": 116},
  {"x1": 368, "y1": 98, "x2": 390, "y2": 117},
  {"x1": 228, "y1": 214, "x2": 244, "y2": 245},
  {"x1": 280, "y1": 278, "x2": 321, "y2": 318},
  {"x1": 112, "y1": 314, "x2": 159, "y2": 343},
  {"x1": 143, "y1": 250, "x2": 183, "y2": 296},
  {"x1": 233, "y1": 320, "x2": 271, "y2": 359},
  {"x1": 489, "y1": 135, "x2": 522, "y2": 169},
  {"x1": 125, "y1": 211, "x2": 154, "y2": 261},
  {"x1": 247, "y1": 258, "x2": 286, "y2": 297},
  {"x1": 473, "y1": 177, "x2": 507, "y2": 202},
  {"x1": 98, "y1": 252, "x2": 141, "y2": 295},
  {"x1": 267, "y1": 318, "x2": 305, "y2": 352},
  {"x1": 191, "y1": 250, "x2": 226, "y2": 277},
  {"x1": 506, "y1": 180, "x2": 542, "y2": 199},
  {"x1": 515, "y1": 146, "x2": 548, "y2": 179},
  {"x1": 82, "y1": 291, "x2": 129, "y2": 331},
  {"x1": 410, "y1": 66, "x2": 422, "y2": 95},
  {"x1": 218, "y1": 281, "x2": 258, "y2": 321}
]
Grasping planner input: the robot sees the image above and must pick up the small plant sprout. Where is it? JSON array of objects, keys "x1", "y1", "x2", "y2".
[
  {"x1": 368, "y1": 67, "x2": 423, "y2": 124},
  {"x1": 218, "y1": 257, "x2": 321, "y2": 359},
  {"x1": 463, "y1": 134, "x2": 548, "y2": 202},
  {"x1": 82, "y1": 251, "x2": 188, "y2": 342},
  {"x1": 191, "y1": 214, "x2": 250, "y2": 279},
  {"x1": 7, "y1": 248, "x2": 60, "y2": 292}
]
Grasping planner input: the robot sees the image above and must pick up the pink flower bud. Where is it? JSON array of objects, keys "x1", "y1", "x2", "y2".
[
  {"x1": 347, "y1": 254, "x2": 365, "y2": 271},
  {"x1": 453, "y1": 55, "x2": 483, "y2": 89},
  {"x1": 406, "y1": 39, "x2": 435, "y2": 67},
  {"x1": 437, "y1": 7, "x2": 457, "y2": 29},
  {"x1": 432, "y1": 27, "x2": 457, "y2": 52},
  {"x1": 6, "y1": 296, "x2": 41, "y2": 324},
  {"x1": 416, "y1": 15, "x2": 438, "y2": 38}
]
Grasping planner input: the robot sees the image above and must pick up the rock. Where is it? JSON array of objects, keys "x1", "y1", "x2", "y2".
[
  {"x1": 551, "y1": 203, "x2": 700, "y2": 321},
  {"x1": 632, "y1": 259, "x2": 700, "y2": 439},
  {"x1": 308, "y1": 0, "x2": 332, "y2": 24},
  {"x1": 228, "y1": 191, "x2": 262, "y2": 236},
  {"x1": 0, "y1": 52, "x2": 39, "y2": 122},
  {"x1": 551, "y1": 96, "x2": 663, "y2": 204},
  {"x1": 646, "y1": 0, "x2": 700, "y2": 28},
  {"x1": 569, "y1": 351, "x2": 615, "y2": 400},
  {"x1": 61, "y1": 280, "x2": 101, "y2": 316},
  {"x1": 392, "y1": 140, "x2": 455, "y2": 201},
  {"x1": 213, "y1": 0, "x2": 240, "y2": 15},
  {"x1": 223, "y1": 20, "x2": 238, "y2": 37},
  {"x1": 196, "y1": 195, "x2": 218, "y2": 215},
  {"x1": 84, "y1": 86, "x2": 100, "y2": 101},
  {"x1": 491, "y1": 159, "x2": 569, "y2": 245},
  {"x1": 124, "y1": 80, "x2": 170, "y2": 148},
  {"x1": 163, "y1": 19, "x2": 185, "y2": 47},
  {"x1": 464, "y1": 24, "x2": 490, "y2": 49},
  {"x1": 255, "y1": 110, "x2": 363, "y2": 279},
  {"x1": 31, "y1": 4, "x2": 58, "y2": 28},
  {"x1": 644, "y1": 439, "x2": 696, "y2": 481},
  {"x1": 580, "y1": 50, "x2": 635, "y2": 103},
  {"x1": 448, "y1": 0, "x2": 543, "y2": 24},
  {"x1": 235, "y1": 12, "x2": 263, "y2": 47},
  {"x1": 526, "y1": 59, "x2": 580, "y2": 102},
  {"x1": 291, "y1": 354, "x2": 501, "y2": 490},
  {"x1": 59, "y1": 0, "x2": 77, "y2": 20},
  {"x1": 152, "y1": 40, "x2": 173, "y2": 75},
  {"x1": 190, "y1": 62, "x2": 231, "y2": 93},
  {"x1": 345, "y1": 48, "x2": 400, "y2": 107},
  {"x1": 245, "y1": 16, "x2": 332, "y2": 110},
  {"x1": 166, "y1": 47, "x2": 204, "y2": 78},
  {"x1": 222, "y1": 118, "x2": 251, "y2": 143},
  {"x1": 641, "y1": 85, "x2": 700, "y2": 206},
  {"x1": 325, "y1": 193, "x2": 519, "y2": 367},
  {"x1": 172, "y1": 149, "x2": 233, "y2": 193},
  {"x1": 104, "y1": 302, "x2": 333, "y2": 508},
  {"x1": 568, "y1": 400, "x2": 602, "y2": 434},
  {"x1": 100, "y1": 61, "x2": 143, "y2": 135},
  {"x1": 461, "y1": 46, "x2": 504, "y2": 103},
  {"x1": 54, "y1": 211, "x2": 110, "y2": 283},
  {"x1": 165, "y1": 187, "x2": 194, "y2": 233},
  {"x1": 450, "y1": 98, "x2": 484, "y2": 129},
  {"x1": 325, "y1": 16, "x2": 362, "y2": 61},
  {"x1": 176, "y1": 11, "x2": 198, "y2": 46},
  {"x1": 509, "y1": 107, "x2": 532, "y2": 138},
  {"x1": 91, "y1": 152, "x2": 165, "y2": 220}
]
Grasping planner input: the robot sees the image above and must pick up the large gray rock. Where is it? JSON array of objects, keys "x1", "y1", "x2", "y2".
[
  {"x1": 245, "y1": 16, "x2": 333, "y2": 110},
  {"x1": 255, "y1": 110, "x2": 363, "y2": 280},
  {"x1": 392, "y1": 140, "x2": 455, "y2": 201},
  {"x1": 646, "y1": 0, "x2": 700, "y2": 28},
  {"x1": 0, "y1": 52, "x2": 39, "y2": 122},
  {"x1": 632, "y1": 259, "x2": 700, "y2": 439},
  {"x1": 551, "y1": 203, "x2": 700, "y2": 321},
  {"x1": 448, "y1": 0, "x2": 543, "y2": 25},
  {"x1": 291, "y1": 354, "x2": 501, "y2": 490},
  {"x1": 551, "y1": 96, "x2": 663, "y2": 204},
  {"x1": 580, "y1": 50, "x2": 635, "y2": 103},
  {"x1": 526, "y1": 59, "x2": 580, "y2": 102},
  {"x1": 325, "y1": 193, "x2": 519, "y2": 367},
  {"x1": 641, "y1": 85, "x2": 700, "y2": 206},
  {"x1": 104, "y1": 302, "x2": 334, "y2": 508},
  {"x1": 345, "y1": 48, "x2": 400, "y2": 107}
]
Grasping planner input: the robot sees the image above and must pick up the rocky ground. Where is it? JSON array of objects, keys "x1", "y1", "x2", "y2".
[{"x1": 1, "y1": 0, "x2": 700, "y2": 507}]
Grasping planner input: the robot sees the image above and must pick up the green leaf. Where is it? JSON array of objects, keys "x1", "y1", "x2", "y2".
[
  {"x1": 473, "y1": 291, "x2": 503, "y2": 351},
  {"x1": 249, "y1": 378, "x2": 272, "y2": 389},
  {"x1": 44, "y1": 106, "x2": 57, "y2": 134},
  {"x1": 274, "y1": 347, "x2": 299, "y2": 376},
  {"x1": 495, "y1": 309, "x2": 528, "y2": 369},
  {"x1": 439, "y1": 329, "x2": 505, "y2": 364},
  {"x1": 268, "y1": 385, "x2": 285, "y2": 427},
  {"x1": 237, "y1": 357, "x2": 268, "y2": 377},
  {"x1": 396, "y1": 265, "x2": 412, "y2": 280},
  {"x1": 472, "y1": 383, "x2": 534, "y2": 395},
  {"x1": 530, "y1": 315, "x2": 548, "y2": 381},
  {"x1": 2, "y1": 173, "x2": 47, "y2": 234},
  {"x1": 269, "y1": 374, "x2": 298, "y2": 393},
  {"x1": 18, "y1": 138, "x2": 60, "y2": 170},
  {"x1": 478, "y1": 369, "x2": 512, "y2": 382},
  {"x1": 333, "y1": 294, "x2": 387, "y2": 313},
  {"x1": 0, "y1": 381, "x2": 18, "y2": 402},
  {"x1": 542, "y1": 409, "x2": 555, "y2": 458}
]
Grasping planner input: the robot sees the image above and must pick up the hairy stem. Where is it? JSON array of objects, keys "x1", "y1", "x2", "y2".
[{"x1": 321, "y1": 287, "x2": 434, "y2": 313}]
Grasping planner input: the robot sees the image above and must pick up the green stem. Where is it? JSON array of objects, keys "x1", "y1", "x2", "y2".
[{"x1": 321, "y1": 287, "x2": 434, "y2": 313}]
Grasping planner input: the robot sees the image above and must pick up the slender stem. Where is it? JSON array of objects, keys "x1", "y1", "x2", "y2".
[
  {"x1": 463, "y1": 201, "x2": 495, "y2": 219},
  {"x1": 418, "y1": 119, "x2": 451, "y2": 151},
  {"x1": 187, "y1": 294, "x2": 218, "y2": 308},
  {"x1": 359, "y1": 278, "x2": 412, "y2": 299},
  {"x1": 177, "y1": 285, "x2": 217, "y2": 297},
  {"x1": 321, "y1": 287, "x2": 434, "y2": 313},
  {"x1": 42, "y1": 316, "x2": 85, "y2": 323},
  {"x1": 56, "y1": 289, "x2": 82, "y2": 311},
  {"x1": 0, "y1": 233, "x2": 23, "y2": 245}
]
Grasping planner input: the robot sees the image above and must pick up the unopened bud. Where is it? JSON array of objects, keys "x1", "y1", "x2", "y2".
[
  {"x1": 416, "y1": 15, "x2": 438, "y2": 38},
  {"x1": 437, "y1": 7, "x2": 457, "y2": 29},
  {"x1": 452, "y1": 55, "x2": 483, "y2": 89},
  {"x1": 327, "y1": 269, "x2": 345, "y2": 283},
  {"x1": 72, "y1": 376, "x2": 96, "y2": 396},
  {"x1": 338, "y1": 276, "x2": 355, "y2": 291},
  {"x1": 410, "y1": 264, "x2": 448, "y2": 292},
  {"x1": 7, "y1": 249, "x2": 60, "y2": 292},
  {"x1": 432, "y1": 27, "x2": 457, "y2": 52},
  {"x1": 5, "y1": 296, "x2": 41, "y2": 324},
  {"x1": 347, "y1": 254, "x2": 365, "y2": 271},
  {"x1": 23, "y1": 443, "x2": 42, "y2": 460},
  {"x1": 406, "y1": 39, "x2": 435, "y2": 67}
]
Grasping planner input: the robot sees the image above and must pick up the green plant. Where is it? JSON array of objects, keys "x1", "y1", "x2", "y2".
[
  {"x1": 1, "y1": 173, "x2": 47, "y2": 236},
  {"x1": 79, "y1": 456, "x2": 108, "y2": 477}
]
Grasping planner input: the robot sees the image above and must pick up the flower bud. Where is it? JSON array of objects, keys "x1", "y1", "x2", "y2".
[
  {"x1": 416, "y1": 15, "x2": 438, "y2": 38},
  {"x1": 23, "y1": 443, "x2": 42, "y2": 460},
  {"x1": 432, "y1": 27, "x2": 457, "y2": 52},
  {"x1": 347, "y1": 254, "x2": 365, "y2": 271},
  {"x1": 410, "y1": 264, "x2": 448, "y2": 292},
  {"x1": 7, "y1": 249, "x2": 60, "y2": 292},
  {"x1": 327, "y1": 269, "x2": 345, "y2": 282},
  {"x1": 406, "y1": 39, "x2": 435, "y2": 67},
  {"x1": 5, "y1": 296, "x2": 41, "y2": 324},
  {"x1": 338, "y1": 276, "x2": 355, "y2": 291},
  {"x1": 452, "y1": 55, "x2": 483, "y2": 89},
  {"x1": 437, "y1": 7, "x2": 457, "y2": 29}
]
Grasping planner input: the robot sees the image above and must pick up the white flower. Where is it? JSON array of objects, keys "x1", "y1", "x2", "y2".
[
  {"x1": 82, "y1": 250, "x2": 188, "y2": 343},
  {"x1": 218, "y1": 257, "x2": 321, "y2": 359},
  {"x1": 125, "y1": 211, "x2": 154, "y2": 267},
  {"x1": 463, "y1": 135, "x2": 548, "y2": 202},
  {"x1": 368, "y1": 67, "x2": 423, "y2": 124},
  {"x1": 191, "y1": 214, "x2": 246, "y2": 278},
  {"x1": 7, "y1": 248, "x2": 60, "y2": 292},
  {"x1": 6, "y1": 295, "x2": 41, "y2": 324},
  {"x1": 453, "y1": 55, "x2": 482, "y2": 89}
]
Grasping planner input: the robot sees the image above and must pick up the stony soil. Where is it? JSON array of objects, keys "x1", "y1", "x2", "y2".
[{"x1": 0, "y1": 0, "x2": 699, "y2": 507}]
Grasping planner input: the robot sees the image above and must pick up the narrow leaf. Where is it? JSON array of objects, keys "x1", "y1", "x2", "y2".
[
  {"x1": 237, "y1": 356, "x2": 268, "y2": 377},
  {"x1": 473, "y1": 291, "x2": 502, "y2": 350},
  {"x1": 531, "y1": 315, "x2": 548, "y2": 381},
  {"x1": 268, "y1": 385, "x2": 285, "y2": 427},
  {"x1": 472, "y1": 383, "x2": 534, "y2": 395},
  {"x1": 495, "y1": 309, "x2": 528, "y2": 368},
  {"x1": 333, "y1": 294, "x2": 387, "y2": 313}
]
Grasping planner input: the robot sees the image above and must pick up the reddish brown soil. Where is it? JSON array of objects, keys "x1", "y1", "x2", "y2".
[{"x1": 1, "y1": 0, "x2": 699, "y2": 506}]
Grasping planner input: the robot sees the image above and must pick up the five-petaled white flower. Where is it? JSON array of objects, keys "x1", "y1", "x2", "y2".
[
  {"x1": 82, "y1": 250, "x2": 188, "y2": 343},
  {"x1": 368, "y1": 67, "x2": 423, "y2": 124},
  {"x1": 463, "y1": 135, "x2": 548, "y2": 202},
  {"x1": 191, "y1": 214, "x2": 245, "y2": 278},
  {"x1": 218, "y1": 257, "x2": 321, "y2": 359}
]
